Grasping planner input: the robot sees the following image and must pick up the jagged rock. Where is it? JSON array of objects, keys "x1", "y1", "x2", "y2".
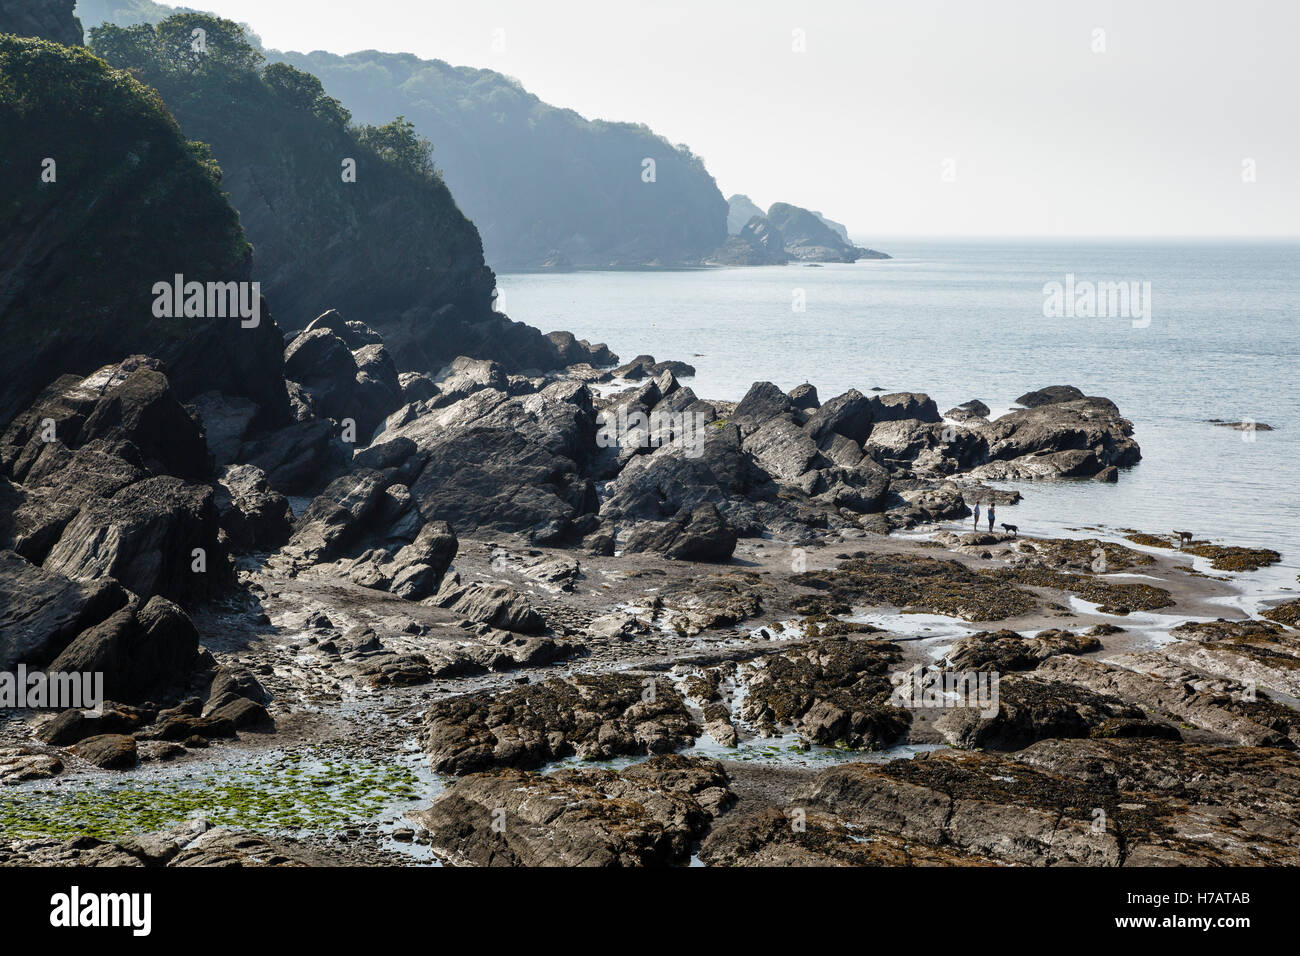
[
  {"x1": 240, "y1": 419, "x2": 349, "y2": 496},
  {"x1": 742, "y1": 416, "x2": 821, "y2": 482},
  {"x1": 1, "y1": 360, "x2": 212, "y2": 485},
  {"x1": 0, "y1": 550, "x2": 129, "y2": 669},
  {"x1": 739, "y1": 638, "x2": 910, "y2": 748},
  {"x1": 430, "y1": 578, "x2": 543, "y2": 633},
  {"x1": 283, "y1": 326, "x2": 378, "y2": 433},
  {"x1": 429, "y1": 356, "x2": 509, "y2": 408},
  {"x1": 945, "y1": 628, "x2": 1101, "y2": 672},
  {"x1": 623, "y1": 502, "x2": 738, "y2": 562},
  {"x1": 48, "y1": 595, "x2": 199, "y2": 703},
  {"x1": 966, "y1": 396, "x2": 1140, "y2": 479},
  {"x1": 41, "y1": 473, "x2": 226, "y2": 602},
  {"x1": 75, "y1": 734, "x2": 138, "y2": 770},
  {"x1": 733, "y1": 381, "x2": 794, "y2": 426},
  {"x1": 602, "y1": 422, "x2": 763, "y2": 531},
  {"x1": 387, "y1": 379, "x2": 598, "y2": 538},
  {"x1": 350, "y1": 342, "x2": 403, "y2": 440},
  {"x1": 207, "y1": 664, "x2": 269, "y2": 706},
  {"x1": 384, "y1": 520, "x2": 458, "y2": 600},
  {"x1": 788, "y1": 383, "x2": 820, "y2": 410},
  {"x1": 214, "y1": 464, "x2": 290, "y2": 552},
  {"x1": 420, "y1": 673, "x2": 698, "y2": 774},
  {"x1": 804, "y1": 389, "x2": 875, "y2": 445},
  {"x1": 411, "y1": 756, "x2": 730, "y2": 866},
  {"x1": 286, "y1": 468, "x2": 390, "y2": 563}
]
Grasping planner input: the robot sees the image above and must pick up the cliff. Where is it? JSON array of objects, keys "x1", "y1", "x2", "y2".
[
  {"x1": 271, "y1": 48, "x2": 729, "y2": 270},
  {"x1": 0, "y1": 34, "x2": 287, "y2": 426},
  {"x1": 87, "y1": 14, "x2": 597, "y2": 373},
  {"x1": 0, "y1": 0, "x2": 82, "y2": 44}
]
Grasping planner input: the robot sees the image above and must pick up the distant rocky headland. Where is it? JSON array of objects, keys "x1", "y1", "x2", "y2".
[{"x1": 711, "y1": 194, "x2": 891, "y2": 265}]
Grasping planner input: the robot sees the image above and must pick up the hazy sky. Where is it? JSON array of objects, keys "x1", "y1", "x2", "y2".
[{"x1": 159, "y1": 0, "x2": 1297, "y2": 238}]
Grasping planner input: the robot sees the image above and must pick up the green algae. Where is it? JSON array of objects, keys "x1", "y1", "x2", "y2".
[{"x1": 0, "y1": 749, "x2": 426, "y2": 841}]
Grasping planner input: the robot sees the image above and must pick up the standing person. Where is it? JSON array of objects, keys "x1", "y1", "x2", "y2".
[
  {"x1": 988, "y1": 502, "x2": 996, "y2": 533},
  {"x1": 972, "y1": 502, "x2": 981, "y2": 531}
]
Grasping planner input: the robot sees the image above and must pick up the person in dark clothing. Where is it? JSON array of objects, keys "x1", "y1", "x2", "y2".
[{"x1": 988, "y1": 503, "x2": 996, "y2": 532}]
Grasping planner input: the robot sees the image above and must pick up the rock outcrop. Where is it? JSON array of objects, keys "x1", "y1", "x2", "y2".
[
  {"x1": 421, "y1": 673, "x2": 698, "y2": 775},
  {"x1": 0, "y1": 0, "x2": 82, "y2": 45},
  {"x1": 411, "y1": 756, "x2": 732, "y2": 866},
  {"x1": 713, "y1": 198, "x2": 890, "y2": 264}
]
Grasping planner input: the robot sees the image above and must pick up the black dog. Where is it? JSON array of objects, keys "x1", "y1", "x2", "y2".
[{"x1": 1000, "y1": 523, "x2": 1018, "y2": 536}]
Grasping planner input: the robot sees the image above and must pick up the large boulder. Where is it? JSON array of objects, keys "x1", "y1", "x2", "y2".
[
  {"x1": 732, "y1": 381, "x2": 794, "y2": 427},
  {"x1": 0, "y1": 550, "x2": 128, "y2": 670},
  {"x1": 385, "y1": 379, "x2": 599, "y2": 540},
  {"x1": 623, "y1": 502, "x2": 738, "y2": 562},
  {"x1": 214, "y1": 464, "x2": 291, "y2": 552},
  {"x1": 803, "y1": 389, "x2": 875, "y2": 445},
  {"x1": 1, "y1": 358, "x2": 211, "y2": 483},
  {"x1": 41, "y1": 474, "x2": 226, "y2": 602},
  {"x1": 49, "y1": 595, "x2": 200, "y2": 703},
  {"x1": 1015, "y1": 385, "x2": 1086, "y2": 408},
  {"x1": 969, "y1": 396, "x2": 1141, "y2": 478}
]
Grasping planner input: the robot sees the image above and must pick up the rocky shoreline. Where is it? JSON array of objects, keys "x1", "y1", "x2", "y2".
[{"x1": 3, "y1": 307, "x2": 1297, "y2": 867}]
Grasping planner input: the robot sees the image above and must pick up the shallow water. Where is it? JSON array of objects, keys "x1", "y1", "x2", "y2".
[{"x1": 0, "y1": 746, "x2": 439, "y2": 851}]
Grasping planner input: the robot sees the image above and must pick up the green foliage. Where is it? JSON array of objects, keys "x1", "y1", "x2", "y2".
[
  {"x1": 0, "y1": 33, "x2": 256, "y2": 421},
  {"x1": 355, "y1": 115, "x2": 436, "y2": 180},
  {"x1": 85, "y1": 12, "x2": 493, "y2": 329},
  {"x1": 274, "y1": 48, "x2": 729, "y2": 267},
  {"x1": 263, "y1": 61, "x2": 350, "y2": 127}
]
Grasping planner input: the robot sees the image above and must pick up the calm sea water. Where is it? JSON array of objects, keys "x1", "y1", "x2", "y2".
[{"x1": 497, "y1": 239, "x2": 1300, "y2": 571}]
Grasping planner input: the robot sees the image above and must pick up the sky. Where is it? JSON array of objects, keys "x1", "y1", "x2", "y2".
[{"x1": 125, "y1": 0, "x2": 1299, "y2": 238}]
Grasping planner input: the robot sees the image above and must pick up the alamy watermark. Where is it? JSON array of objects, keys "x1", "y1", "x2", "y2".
[
  {"x1": 1043, "y1": 273, "x2": 1152, "y2": 328},
  {"x1": 596, "y1": 406, "x2": 710, "y2": 459},
  {"x1": 889, "y1": 666, "x2": 1000, "y2": 718},
  {"x1": 152, "y1": 274, "x2": 261, "y2": 327},
  {"x1": 1, "y1": 666, "x2": 103, "y2": 716}
]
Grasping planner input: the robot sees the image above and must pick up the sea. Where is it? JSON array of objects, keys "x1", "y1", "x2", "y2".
[{"x1": 496, "y1": 238, "x2": 1300, "y2": 588}]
